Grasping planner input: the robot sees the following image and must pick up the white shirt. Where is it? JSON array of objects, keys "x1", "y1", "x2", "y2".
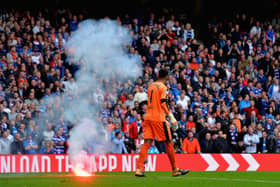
[
  {"x1": 31, "y1": 54, "x2": 41, "y2": 64},
  {"x1": 150, "y1": 44, "x2": 159, "y2": 51},
  {"x1": 250, "y1": 26, "x2": 261, "y2": 35},
  {"x1": 33, "y1": 26, "x2": 40, "y2": 34},
  {"x1": 274, "y1": 91, "x2": 280, "y2": 102},
  {"x1": 243, "y1": 133, "x2": 259, "y2": 153},
  {"x1": 166, "y1": 20, "x2": 175, "y2": 29},
  {"x1": 207, "y1": 117, "x2": 216, "y2": 125},
  {"x1": 0, "y1": 137, "x2": 12, "y2": 154},
  {"x1": 133, "y1": 92, "x2": 148, "y2": 104},
  {"x1": 272, "y1": 85, "x2": 279, "y2": 99},
  {"x1": 226, "y1": 69, "x2": 232, "y2": 79},
  {"x1": 176, "y1": 95, "x2": 190, "y2": 109},
  {"x1": 247, "y1": 42, "x2": 254, "y2": 55},
  {"x1": 124, "y1": 99, "x2": 134, "y2": 108},
  {"x1": 7, "y1": 134, "x2": 14, "y2": 142},
  {"x1": 63, "y1": 81, "x2": 78, "y2": 93},
  {"x1": 181, "y1": 44, "x2": 188, "y2": 52},
  {"x1": 43, "y1": 130, "x2": 55, "y2": 142}
]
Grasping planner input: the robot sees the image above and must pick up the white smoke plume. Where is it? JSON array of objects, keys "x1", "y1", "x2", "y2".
[{"x1": 40, "y1": 19, "x2": 142, "y2": 172}]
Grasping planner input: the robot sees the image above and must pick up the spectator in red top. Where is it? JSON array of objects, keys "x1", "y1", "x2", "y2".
[
  {"x1": 182, "y1": 131, "x2": 201, "y2": 154},
  {"x1": 121, "y1": 117, "x2": 129, "y2": 133},
  {"x1": 242, "y1": 99, "x2": 261, "y2": 119},
  {"x1": 128, "y1": 121, "x2": 138, "y2": 140},
  {"x1": 7, "y1": 46, "x2": 18, "y2": 64},
  {"x1": 17, "y1": 71, "x2": 28, "y2": 87},
  {"x1": 186, "y1": 115, "x2": 196, "y2": 130}
]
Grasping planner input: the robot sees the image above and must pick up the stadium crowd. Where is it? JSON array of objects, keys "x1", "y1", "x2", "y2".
[{"x1": 0, "y1": 8, "x2": 280, "y2": 155}]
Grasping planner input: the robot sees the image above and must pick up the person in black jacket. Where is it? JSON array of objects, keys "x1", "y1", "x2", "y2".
[
  {"x1": 212, "y1": 130, "x2": 229, "y2": 153},
  {"x1": 257, "y1": 130, "x2": 269, "y2": 153},
  {"x1": 236, "y1": 140, "x2": 246, "y2": 153},
  {"x1": 227, "y1": 124, "x2": 239, "y2": 153},
  {"x1": 258, "y1": 53, "x2": 273, "y2": 77},
  {"x1": 200, "y1": 132, "x2": 214, "y2": 153},
  {"x1": 11, "y1": 133, "x2": 24, "y2": 154},
  {"x1": 267, "y1": 128, "x2": 278, "y2": 153},
  {"x1": 123, "y1": 131, "x2": 135, "y2": 154}
]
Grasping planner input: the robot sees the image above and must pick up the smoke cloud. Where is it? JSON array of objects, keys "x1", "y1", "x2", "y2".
[{"x1": 39, "y1": 19, "x2": 142, "y2": 172}]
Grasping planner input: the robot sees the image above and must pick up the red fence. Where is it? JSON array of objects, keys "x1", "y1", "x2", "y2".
[{"x1": 1, "y1": 154, "x2": 280, "y2": 173}]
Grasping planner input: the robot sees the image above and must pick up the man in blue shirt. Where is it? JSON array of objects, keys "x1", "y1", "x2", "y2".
[
  {"x1": 112, "y1": 132, "x2": 127, "y2": 154},
  {"x1": 23, "y1": 134, "x2": 38, "y2": 154},
  {"x1": 148, "y1": 140, "x2": 159, "y2": 154},
  {"x1": 239, "y1": 94, "x2": 251, "y2": 111}
]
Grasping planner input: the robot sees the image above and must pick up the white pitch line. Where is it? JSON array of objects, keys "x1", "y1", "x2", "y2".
[{"x1": 157, "y1": 176, "x2": 280, "y2": 184}]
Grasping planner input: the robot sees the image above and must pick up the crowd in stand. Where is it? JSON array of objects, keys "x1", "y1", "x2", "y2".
[{"x1": 0, "y1": 8, "x2": 280, "y2": 155}]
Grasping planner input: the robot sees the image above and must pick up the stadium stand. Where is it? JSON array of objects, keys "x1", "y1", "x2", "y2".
[{"x1": 0, "y1": 8, "x2": 280, "y2": 155}]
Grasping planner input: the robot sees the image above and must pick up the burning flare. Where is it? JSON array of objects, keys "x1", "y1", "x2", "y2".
[
  {"x1": 73, "y1": 163, "x2": 92, "y2": 177},
  {"x1": 72, "y1": 150, "x2": 93, "y2": 177}
]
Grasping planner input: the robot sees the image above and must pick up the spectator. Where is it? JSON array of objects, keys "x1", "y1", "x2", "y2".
[
  {"x1": 265, "y1": 25, "x2": 276, "y2": 43},
  {"x1": 239, "y1": 94, "x2": 251, "y2": 111},
  {"x1": 23, "y1": 134, "x2": 39, "y2": 154},
  {"x1": 227, "y1": 124, "x2": 239, "y2": 152},
  {"x1": 135, "y1": 132, "x2": 144, "y2": 153},
  {"x1": 52, "y1": 127, "x2": 66, "y2": 154},
  {"x1": 112, "y1": 131, "x2": 127, "y2": 154},
  {"x1": 0, "y1": 130, "x2": 13, "y2": 154},
  {"x1": 110, "y1": 123, "x2": 123, "y2": 140},
  {"x1": 42, "y1": 121, "x2": 55, "y2": 146},
  {"x1": 267, "y1": 128, "x2": 278, "y2": 152},
  {"x1": 268, "y1": 78, "x2": 280, "y2": 99},
  {"x1": 124, "y1": 94, "x2": 135, "y2": 108},
  {"x1": 243, "y1": 126, "x2": 260, "y2": 153},
  {"x1": 148, "y1": 140, "x2": 159, "y2": 154},
  {"x1": 183, "y1": 23, "x2": 195, "y2": 41},
  {"x1": 176, "y1": 91, "x2": 190, "y2": 110},
  {"x1": 112, "y1": 110, "x2": 121, "y2": 125},
  {"x1": 236, "y1": 140, "x2": 246, "y2": 153},
  {"x1": 242, "y1": 99, "x2": 261, "y2": 120},
  {"x1": 212, "y1": 131, "x2": 229, "y2": 153},
  {"x1": 200, "y1": 132, "x2": 214, "y2": 153},
  {"x1": 250, "y1": 21, "x2": 261, "y2": 37},
  {"x1": 264, "y1": 116, "x2": 275, "y2": 136},
  {"x1": 11, "y1": 133, "x2": 24, "y2": 154},
  {"x1": 133, "y1": 86, "x2": 148, "y2": 105},
  {"x1": 40, "y1": 140, "x2": 55, "y2": 154},
  {"x1": 25, "y1": 92, "x2": 39, "y2": 106},
  {"x1": 174, "y1": 142, "x2": 183, "y2": 153},
  {"x1": 257, "y1": 130, "x2": 269, "y2": 153},
  {"x1": 182, "y1": 131, "x2": 201, "y2": 154},
  {"x1": 123, "y1": 131, "x2": 135, "y2": 153},
  {"x1": 171, "y1": 126, "x2": 181, "y2": 147},
  {"x1": 276, "y1": 132, "x2": 280, "y2": 153},
  {"x1": 9, "y1": 120, "x2": 18, "y2": 136},
  {"x1": 186, "y1": 115, "x2": 195, "y2": 130}
]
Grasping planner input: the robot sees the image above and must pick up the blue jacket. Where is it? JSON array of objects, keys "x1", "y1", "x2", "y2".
[{"x1": 239, "y1": 100, "x2": 250, "y2": 111}]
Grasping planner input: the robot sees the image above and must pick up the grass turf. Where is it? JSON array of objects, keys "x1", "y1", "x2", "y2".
[{"x1": 1, "y1": 171, "x2": 280, "y2": 187}]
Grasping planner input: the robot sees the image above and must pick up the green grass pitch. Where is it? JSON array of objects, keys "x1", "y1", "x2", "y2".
[{"x1": 1, "y1": 171, "x2": 280, "y2": 187}]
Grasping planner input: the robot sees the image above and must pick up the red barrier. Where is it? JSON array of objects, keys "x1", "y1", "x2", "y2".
[{"x1": 0, "y1": 154, "x2": 280, "y2": 173}]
